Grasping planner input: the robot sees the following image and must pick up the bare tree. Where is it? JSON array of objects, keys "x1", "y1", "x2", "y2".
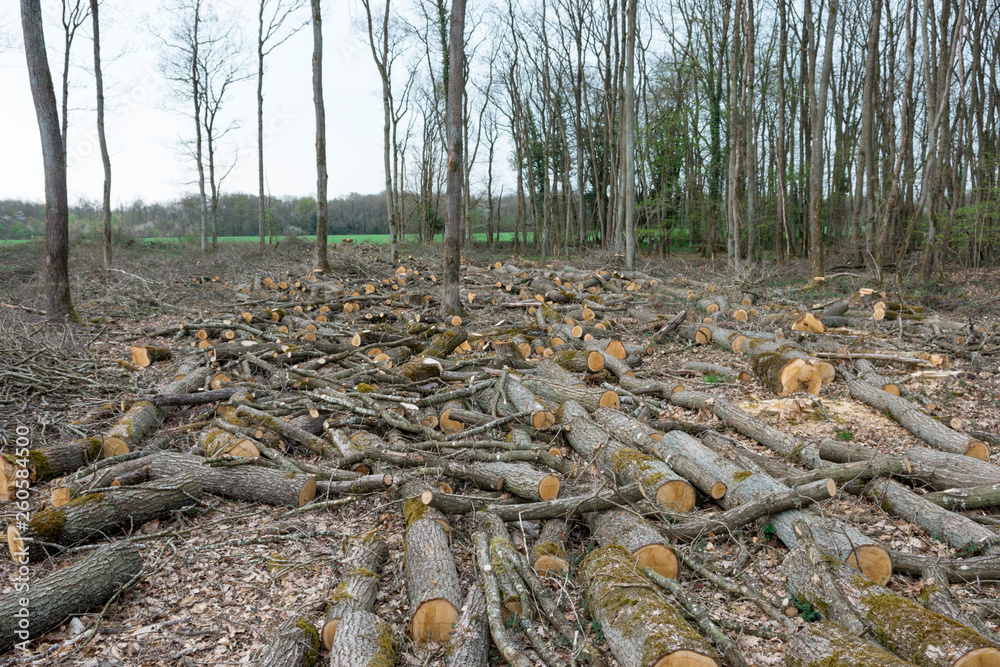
[
  {"x1": 59, "y1": 0, "x2": 89, "y2": 153},
  {"x1": 90, "y1": 0, "x2": 112, "y2": 268},
  {"x1": 311, "y1": 0, "x2": 330, "y2": 271},
  {"x1": 806, "y1": 0, "x2": 838, "y2": 279},
  {"x1": 441, "y1": 0, "x2": 465, "y2": 315},
  {"x1": 21, "y1": 0, "x2": 75, "y2": 320},
  {"x1": 257, "y1": 0, "x2": 307, "y2": 250},
  {"x1": 623, "y1": 0, "x2": 638, "y2": 269}
]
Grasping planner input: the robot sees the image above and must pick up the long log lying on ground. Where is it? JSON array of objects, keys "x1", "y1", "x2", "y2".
[
  {"x1": 854, "y1": 358, "x2": 907, "y2": 395},
  {"x1": 1, "y1": 437, "x2": 103, "y2": 501},
  {"x1": 580, "y1": 545, "x2": 719, "y2": 667},
  {"x1": 145, "y1": 452, "x2": 316, "y2": 507},
  {"x1": 587, "y1": 509, "x2": 678, "y2": 579},
  {"x1": 521, "y1": 376, "x2": 621, "y2": 412},
  {"x1": 923, "y1": 482, "x2": 1000, "y2": 510},
  {"x1": 321, "y1": 537, "x2": 389, "y2": 649},
  {"x1": 848, "y1": 378, "x2": 989, "y2": 459},
  {"x1": 7, "y1": 474, "x2": 202, "y2": 561},
  {"x1": 253, "y1": 614, "x2": 321, "y2": 667},
  {"x1": 102, "y1": 362, "x2": 208, "y2": 456},
  {"x1": 559, "y1": 401, "x2": 695, "y2": 512},
  {"x1": 328, "y1": 611, "x2": 396, "y2": 667},
  {"x1": 0, "y1": 541, "x2": 143, "y2": 653},
  {"x1": 405, "y1": 516, "x2": 462, "y2": 643},
  {"x1": 444, "y1": 584, "x2": 489, "y2": 667},
  {"x1": 784, "y1": 524, "x2": 1000, "y2": 667},
  {"x1": 786, "y1": 622, "x2": 918, "y2": 667},
  {"x1": 475, "y1": 461, "x2": 560, "y2": 501},
  {"x1": 655, "y1": 430, "x2": 892, "y2": 584},
  {"x1": 50, "y1": 453, "x2": 155, "y2": 507}
]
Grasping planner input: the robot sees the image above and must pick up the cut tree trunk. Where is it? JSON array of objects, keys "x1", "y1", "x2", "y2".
[
  {"x1": 1, "y1": 437, "x2": 102, "y2": 501},
  {"x1": 145, "y1": 452, "x2": 316, "y2": 507},
  {"x1": 580, "y1": 545, "x2": 719, "y2": 667},
  {"x1": 328, "y1": 611, "x2": 395, "y2": 667},
  {"x1": 405, "y1": 517, "x2": 462, "y2": 644},
  {"x1": 560, "y1": 401, "x2": 695, "y2": 511},
  {"x1": 531, "y1": 519, "x2": 569, "y2": 576},
  {"x1": 7, "y1": 474, "x2": 202, "y2": 561},
  {"x1": 786, "y1": 621, "x2": 918, "y2": 667},
  {"x1": 521, "y1": 377, "x2": 620, "y2": 412},
  {"x1": 550, "y1": 348, "x2": 606, "y2": 373},
  {"x1": 321, "y1": 537, "x2": 389, "y2": 649},
  {"x1": 197, "y1": 427, "x2": 260, "y2": 459},
  {"x1": 0, "y1": 541, "x2": 143, "y2": 653},
  {"x1": 784, "y1": 527, "x2": 1000, "y2": 667},
  {"x1": 253, "y1": 614, "x2": 321, "y2": 667},
  {"x1": 854, "y1": 358, "x2": 906, "y2": 396},
  {"x1": 444, "y1": 584, "x2": 489, "y2": 667},
  {"x1": 751, "y1": 349, "x2": 823, "y2": 395},
  {"x1": 849, "y1": 379, "x2": 989, "y2": 459},
  {"x1": 475, "y1": 461, "x2": 559, "y2": 501},
  {"x1": 130, "y1": 344, "x2": 171, "y2": 367},
  {"x1": 586, "y1": 509, "x2": 678, "y2": 579},
  {"x1": 103, "y1": 400, "x2": 162, "y2": 457}
]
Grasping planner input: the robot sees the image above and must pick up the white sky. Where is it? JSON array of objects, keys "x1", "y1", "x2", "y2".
[{"x1": 0, "y1": 0, "x2": 390, "y2": 206}]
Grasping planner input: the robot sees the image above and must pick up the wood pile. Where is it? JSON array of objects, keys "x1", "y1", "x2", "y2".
[{"x1": 8, "y1": 256, "x2": 1000, "y2": 665}]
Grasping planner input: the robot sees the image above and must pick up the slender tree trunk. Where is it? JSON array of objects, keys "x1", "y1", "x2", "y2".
[
  {"x1": 442, "y1": 0, "x2": 466, "y2": 316},
  {"x1": 257, "y1": 2, "x2": 266, "y2": 250},
  {"x1": 808, "y1": 0, "x2": 838, "y2": 279},
  {"x1": 21, "y1": 0, "x2": 76, "y2": 321},
  {"x1": 91, "y1": 0, "x2": 112, "y2": 269},
  {"x1": 859, "y1": 0, "x2": 880, "y2": 267},
  {"x1": 190, "y1": 1, "x2": 208, "y2": 253},
  {"x1": 311, "y1": 0, "x2": 330, "y2": 271},
  {"x1": 622, "y1": 0, "x2": 638, "y2": 269}
]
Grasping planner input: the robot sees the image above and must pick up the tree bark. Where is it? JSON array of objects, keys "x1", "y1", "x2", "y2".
[
  {"x1": 311, "y1": 0, "x2": 330, "y2": 271},
  {"x1": 444, "y1": 584, "x2": 489, "y2": 667},
  {"x1": 441, "y1": 0, "x2": 466, "y2": 316},
  {"x1": 253, "y1": 614, "x2": 321, "y2": 667},
  {"x1": 90, "y1": 0, "x2": 112, "y2": 269},
  {"x1": 405, "y1": 517, "x2": 461, "y2": 644},
  {"x1": 328, "y1": 611, "x2": 395, "y2": 667},
  {"x1": 20, "y1": 0, "x2": 75, "y2": 320},
  {"x1": 786, "y1": 621, "x2": 917, "y2": 667}
]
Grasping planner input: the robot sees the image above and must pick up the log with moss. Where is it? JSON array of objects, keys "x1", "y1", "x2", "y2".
[
  {"x1": 655, "y1": 429, "x2": 892, "y2": 584},
  {"x1": 145, "y1": 452, "x2": 316, "y2": 507},
  {"x1": 476, "y1": 374, "x2": 556, "y2": 429},
  {"x1": 321, "y1": 537, "x2": 389, "y2": 649},
  {"x1": 784, "y1": 526, "x2": 1000, "y2": 667},
  {"x1": 398, "y1": 328, "x2": 468, "y2": 381},
  {"x1": 0, "y1": 437, "x2": 103, "y2": 501},
  {"x1": 849, "y1": 379, "x2": 989, "y2": 459},
  {"x1": 559, "y1": 401, "x2": 695, "y2": 512},
  {"x1": 327, "y1": 611, "x2": 396, "y2": 667},
  {"x1": 405, "y1": 516, "x2": 462, "y2": 644},
  {"x1": 532, "y1": 519, "x2": 569, "y2": 576},
  {"x1": 253, "y1": 614, "x2": 320, "y2": 667},
  {"x1": 580, "y1": 545, "x2": 719, "y2": 667},
  {"x1": 786, "y1": 621, "x2": 918, "y2": 667},
  {"x1": 0, "y1": 541, "x2": 143, "y2": 653},
  {"x1": 750, "y1": 348, "x2": 824, "y2": 396},
  {"x1": 592, "y1": 407, "x2": 728, "y2": 500},
  {"x1": 586, "y1": 509, "x2": 678, "y2": 579},
  {"x1": 235, "y1": 404, "x2": 332, "y2": 457},
  {"x1": 444, "y1": 584, "x2": 489, "y2": 667},
  {"x1": 550, "y1": 348, "x2": 606, "y2": 373},
  {"x1": 197, "y1": 427, "x2": 260, "y2": 458},
  {"x1": 7, "y1": 474, "x2": 202, "y2": 561}
]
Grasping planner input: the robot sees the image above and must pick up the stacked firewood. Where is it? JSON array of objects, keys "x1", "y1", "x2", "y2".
[{"x1": 5, "y1": 259, "x2": 1000, "y2": 667}]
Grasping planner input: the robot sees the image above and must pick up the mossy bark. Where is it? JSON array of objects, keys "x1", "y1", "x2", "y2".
[
  {"x1": 1, "y1": 438, "x2": 102, "y2": 501},
  {"x1": 0, "y1": 541, "x2": 143, "y2": 653},
  {"x1": 786, "y1": 621, "x2": 918, "y2": 667},
  {"x1": 253, "y1": 614, "x2": 320, "y2": 667},
  {"x1": 580, "y1": 545, "x2": 718, "y2": 667},
  {"x1": 532, "y1": 519, "x2": 569, "y2": 576},
  {"x1": 322, "y1": 538, "x2": 389, "y2": 649},
  {"x1": 586, "y1": 509, "x2": 678, "y2": 579},
  {"x1": 9, "y1": 474, "x2": 201, "y2": 561},
  {"x1": 445, "y1": 584, "x2": 489, "y2": 667},
  {"x1": 328, "y1": 611, "x2": 396, "y2": 667}
]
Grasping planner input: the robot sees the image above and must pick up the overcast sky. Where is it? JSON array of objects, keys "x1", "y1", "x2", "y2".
[{"x1": 0, "y1": 0, "x2": 391, "y2": 206}]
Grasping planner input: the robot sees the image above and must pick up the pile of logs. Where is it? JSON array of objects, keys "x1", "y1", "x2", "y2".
[{"x1": 7, "y1": 259, "x2": 1000, "y2": 667}]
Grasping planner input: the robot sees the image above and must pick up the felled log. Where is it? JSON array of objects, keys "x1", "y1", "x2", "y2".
[
  {"x1": 580, "y1": 545, "x2": 718, "y2": 667},
  {"x1": 655, "y1": 429, "x2": 892, "y2": 584},
  {"x1": 253, "y1": 614, "x2": 321, "y2": 667},
  {"x1": 50, "y1": 453, "x2": 154, "y2": 507},
  {"x1": 399, "y1": 479, "x2": 451, "y2": 530},
  {"x1": 685, "y1": 361, "x2": 751, "y2": 381},
  {"x1": 0, "y1": 541, "x2": 143, "y2": 653},
  {"x1": 521, "y1": 376, "x2": 620, "y2": 412},
  {"x1": 198, "y1": 427, "x2": 260, "y2": 458},
  {"x1": 130, "y1": 344, "x2": 171, "y2": 367},
  {"x1": 560, "y1": 401, "x2": 695, "y2": 512},
  {"x1": 471, "y1": 531, "x2": 533, "y2": 667},
  {"x1": 321, "y1": 537, "x2": 389, "y2": 649},
  {"x1": 398, "y1": 328, "x2": 467, "y2": 381},
  {"x1": 587, "y1": 509, "x2": 678, "y2": 579},
  {"x1": 315, "y1": 474, "x2": 393, "y2": 498},
  {"x1": 784, "y1": 526, "x2": 1000, "y2": 667},
  {"x1": 145, "y1": 452, "x2": 316, "y2": 507},
  {"x1": 923, "y1": 482, "x2": 1000, "y2": 510},
  {"x1": 444, "y1": 584, "x2": 489, "y2": 667},
  {"x1": 328, "y1": 611, "x2": 396, "y2": 667},
  {"x1": 551, "y1": 348, "x2": 606, "y2": 373},
  {"x1": 102, "y1": 361, "x2": 208, "y2": 456},
  {"x1": 854, "y1": 358, "x2": 906, "y2": 395},
  {"x1": 921, "y1": 564, "x2": 1000, "y2": 644},
  {"x1": 532, "y1": 519, "x2": 569, "y2": 576},
  {"x1": 786, "y1": 621, "x2": 917, "y2": 667},
  {"x1": 751, "y1": 349, "x2": 823, "y2": 395},
  {"x1": 497, "y1": 375, "x2": 556, "y2": 429},
  {"x1": 7, "y1": 474, "x2": 202, "y2": 561},
  {"x1": 475, "y1": 461, "x2": 559, "y2": 501},
  {"x1": 849, "y1": 379, "x2": 989, "y2": 459},
  {"x1": 592, "y1": 408, "x2": 727, "y2": 500},
  {"x1": 822, "y1": 440, "x2": 1000, "y2": 491},
  {"x1": 1, "y1": 438, "x2": 102, "y2": 501},
  {"x1": 235, "y1": 405, "x2": 332, "y2": 457},
  {"x1": 405, "y1": 516, "x2": 462, "y2": 643}
]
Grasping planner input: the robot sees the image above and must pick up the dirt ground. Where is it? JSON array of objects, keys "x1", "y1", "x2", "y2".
[{"x1": 4, "y1": 239, "x2": 1000, "y2": 666}]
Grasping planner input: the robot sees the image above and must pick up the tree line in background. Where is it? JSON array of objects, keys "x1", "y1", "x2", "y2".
[{"x1": 15, "y1": 0, "x2": 1000, "y2": 319}]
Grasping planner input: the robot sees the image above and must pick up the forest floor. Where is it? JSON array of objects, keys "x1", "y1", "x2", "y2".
[{"x1": 4, "y1": 239, "x2": 1000, "y2": 666}]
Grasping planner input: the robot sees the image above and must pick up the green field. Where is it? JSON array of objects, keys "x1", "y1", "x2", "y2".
[{"x1": 1, "y1": 232, "x2": 523, "y2": 246}]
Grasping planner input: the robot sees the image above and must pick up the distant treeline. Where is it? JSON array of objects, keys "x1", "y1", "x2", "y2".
[{"x1": 0, "y1": 191, "x2": 518, "y2": 241}]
